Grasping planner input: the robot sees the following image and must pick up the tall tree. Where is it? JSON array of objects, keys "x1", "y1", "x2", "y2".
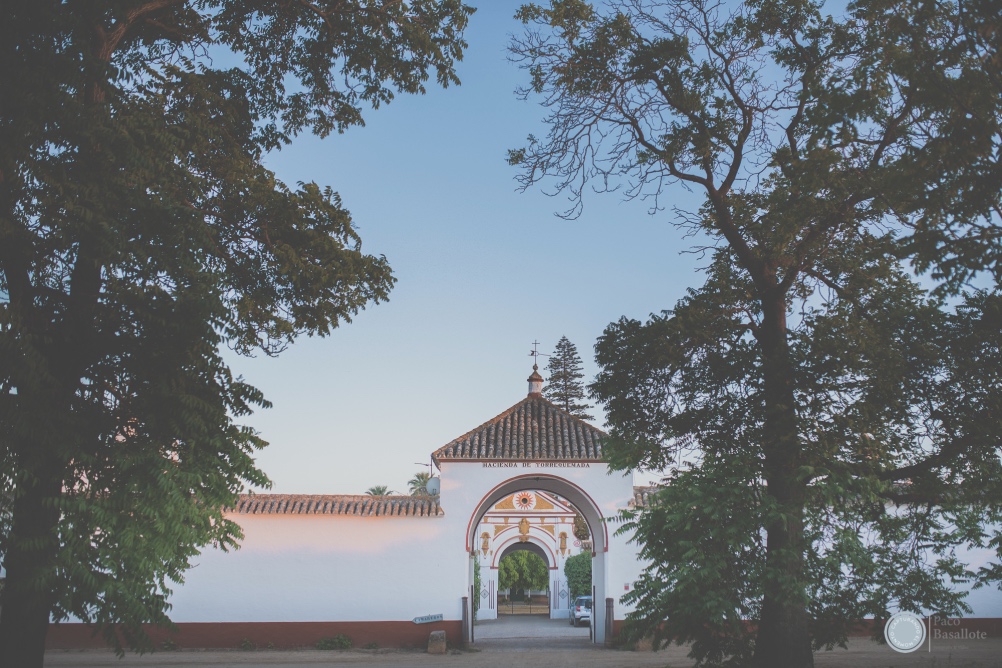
[
  {"x1": 543, "y1": 336, "x2": 594, "y2": 420},
  {"x1": 366, "y1": 486, "x2": 395, "y2": 497},
  {"x1": 509, "y1": 1, "x2": 1001, "y2": 666},
  {"x1": 0, "y1": 1, "x2": 472, "y2": 665}
]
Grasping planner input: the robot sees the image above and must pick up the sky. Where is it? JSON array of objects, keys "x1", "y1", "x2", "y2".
[{"x1": 229, "y1": 1, "x2": 708, "y2": 495}]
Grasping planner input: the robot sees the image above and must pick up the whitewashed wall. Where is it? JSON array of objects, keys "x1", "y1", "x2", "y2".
[
  {"x1": 162, "y1": 471, "x2": 1000, "y2": 626},
  {"x1": 168, "y1": 514, "x2": 458, "y2": 623}
]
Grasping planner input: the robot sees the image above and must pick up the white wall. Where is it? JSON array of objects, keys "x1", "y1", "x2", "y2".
[
  {"x1": 165, "y1": 461, "x2": 645, "y2": 628},
  {"x1": 168, "y1": 514, "x2": 459, "y2": 622}
]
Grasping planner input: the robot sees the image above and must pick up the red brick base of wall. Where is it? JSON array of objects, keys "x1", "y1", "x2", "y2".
[
  {"x1": 45, "y1": 620, "x2": 463, "y2": 651},
  {"x1": 611, "y1": 618, "x2": 1002, "y2": 646}
]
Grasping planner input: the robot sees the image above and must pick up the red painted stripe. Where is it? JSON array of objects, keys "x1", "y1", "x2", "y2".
[{"x1": 45, "y1": 620, "x2": 463, "y2": 650}]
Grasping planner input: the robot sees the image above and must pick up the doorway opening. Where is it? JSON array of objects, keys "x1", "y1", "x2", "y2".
[{"x1": 466, "y1": 475, "x2": 607, "y2": 644}]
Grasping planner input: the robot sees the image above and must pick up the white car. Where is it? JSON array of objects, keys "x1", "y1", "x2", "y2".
[{"x1": 570, "y1": 595, "x2": 592, "y2": 626}]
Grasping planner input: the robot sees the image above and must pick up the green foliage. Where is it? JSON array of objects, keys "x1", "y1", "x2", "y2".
[
  {"x1": 363, "y1": 642, "x2": 379, "y2": 650},
  {"x1": 316, "y1": 634, "x2": 352, "y2": 650},
  {"x1": 366, "y1": 486, "x2": 395, "y2": 496},
  {"x1": 572, "y1": 513, "x2": 590, "y2": 541},
  {"x1": 498, "y1": 550, "x2": 549, "y2": 593},
  {"x1": 543, "y1": 336, "x2": 594, "y2": 420},
  {"x1": 239, "y1": 638, "x2": 255, "y2": 651},
  {"x1": 564, "y1": 552, "x2": 592, "y2": 599},
  {"x1": 511, "y1": 0, "x2": 1002, "y2": 665},
  {"x1": 473, "y1": 557, "x2": 481, "y2": 619},
  {"x1": 0, "y1": 1, "x2": 473, "y2": 664},
  {"x1": 408, "y1": 471, "x2": 435, "y2": 496},
  {"x1": 601, "y1": 256, "x2": 1002, "y2": 664}
]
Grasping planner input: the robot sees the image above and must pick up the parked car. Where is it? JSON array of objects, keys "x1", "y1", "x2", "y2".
[{"x1": 570, "y1": 595, "x2": 592, "y2": 626}]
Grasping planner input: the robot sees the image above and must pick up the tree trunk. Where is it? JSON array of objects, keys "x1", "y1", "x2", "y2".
[
  {"x1": 753, "y1": 293, "x2": 814, "y2": 668},
  {"x1": 0, "y1": 460, "x2": 64, "y2": 668}
]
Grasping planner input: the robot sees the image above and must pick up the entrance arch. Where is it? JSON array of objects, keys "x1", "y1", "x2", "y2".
[{"x1": 465, "y1": 474, "x2": 608, "y2": 642}]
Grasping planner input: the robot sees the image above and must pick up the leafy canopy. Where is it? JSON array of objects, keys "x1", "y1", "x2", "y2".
[
  {"x1": 510, "y1": 0, "x2": 1002, "y2": 665},
  {"x1": 499, "y1": 550, "x2": 550, "y2": 593},
  {"x1": 0, "y1": 0, "x2": 472, "y2": 660}
]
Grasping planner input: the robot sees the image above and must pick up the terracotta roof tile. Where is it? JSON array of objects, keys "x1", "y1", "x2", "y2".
[
  {"x1": 431, "y1": 395, "x2": 608, "y2": 463},
  {"x1": 630, "y1": 486, "x2": 660, "y2": 508},
  {"x1": 232, "y1": 494, "x2": 443, "y2": 517}
]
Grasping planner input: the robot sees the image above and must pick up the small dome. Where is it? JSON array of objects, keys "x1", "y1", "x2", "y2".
[{"x1": 527, "y1": 364, "x2": 544, "y2": 396}]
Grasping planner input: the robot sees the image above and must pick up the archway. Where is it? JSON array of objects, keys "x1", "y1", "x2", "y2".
[
  {"x1": 465, "y1": 474, "x2": 607, "y2": 643},
  {"x1": 494, "y1": 541, "x2": 551, "y2": 615}
]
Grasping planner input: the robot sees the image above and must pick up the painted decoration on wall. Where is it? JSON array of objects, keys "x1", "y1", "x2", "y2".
[{"x1": 513, "y1": 492, "x2": 536, "y2": 510}]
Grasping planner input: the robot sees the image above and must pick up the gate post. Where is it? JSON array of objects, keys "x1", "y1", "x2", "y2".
[
  {"x1": 462, "y1": 595, "x2": 469, "y2": 646},
  {"x1": 604, "y1": 597, "x2": 614, "y2": 647}
]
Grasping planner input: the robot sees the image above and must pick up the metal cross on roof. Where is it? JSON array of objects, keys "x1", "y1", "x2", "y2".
[{"x1": 528, "y1": 340, "x2": 549, "y2": 367}]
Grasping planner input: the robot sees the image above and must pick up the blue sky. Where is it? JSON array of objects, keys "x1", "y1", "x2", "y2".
[{"x1": 229, "y1": 1, "x2": 706, "y2": 494}]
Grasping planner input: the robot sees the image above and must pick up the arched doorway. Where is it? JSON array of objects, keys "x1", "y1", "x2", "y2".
[
  {"x1": 494, "y1": 540, "x2": 552, "y2": 615},
  {"x1": 464, "y1": 475, "x2": 608, "y2": 643}
]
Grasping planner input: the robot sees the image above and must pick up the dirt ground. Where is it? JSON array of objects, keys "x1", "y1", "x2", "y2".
[{"x1": 45, "y1": 616, "x2": 1002, "y2": 668}]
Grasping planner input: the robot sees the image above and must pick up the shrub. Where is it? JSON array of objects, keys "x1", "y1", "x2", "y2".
[
  {"x1": 316, "y1": 634, "x2": 352, "y2": 650},
  {"x1": 564, "y1": 552, "x2": 592, "y2": 599},
  {"x1": 239, "y1": 638, "x2": 255, "y2": 651}
]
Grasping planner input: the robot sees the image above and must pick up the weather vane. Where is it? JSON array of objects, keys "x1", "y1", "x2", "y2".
[{"x1": 529, "y1": 340, "x2": 549, "y2": 368}]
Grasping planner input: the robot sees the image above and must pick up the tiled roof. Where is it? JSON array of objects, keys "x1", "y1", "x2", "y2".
[
  {"x1": 431, "y1": 395, "x2": 608, "y2": 463},
  {"x1": 231, "y1": 494, "x2": 443, "y2": 517},
  {"x1": 630, "y1": 486, "x2": 660, "y2": 508}
]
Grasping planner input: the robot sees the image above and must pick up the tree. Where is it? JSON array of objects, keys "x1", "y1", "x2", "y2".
[
  {"x1": 498, "y1": 550, "x2": 549, "y2": 596},
  {"x1": 365, "y1": 486, "x2": 396, "y2": 496},
  {"x1": 564, "y1": 551, "x2": 592, "y2": 599},
  {"x1": 0, "y1": 1, "x2": 473, "y2": 665},
  {"x1": 543, "y1": 336, "x2": 594, "y2": 420},
  {"x1": 572, "y1": 513, "x2": 590, "y2": 541},
  {"x1": 408, "y1": 471, "x2": 435, "y2": 496},
  {"x1": 510, "y1": 1, "x2": 1002, "y2": 666}
]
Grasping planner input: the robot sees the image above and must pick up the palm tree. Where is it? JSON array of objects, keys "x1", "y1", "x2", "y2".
[
  {"x1": 365, "y1": 485, "x2": 395, "y2": 496},
  {"x1": 408, "y1": 471, "x2": 433, "y2": 496}
]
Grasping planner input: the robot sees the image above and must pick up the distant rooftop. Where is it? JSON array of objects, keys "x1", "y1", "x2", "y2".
[
  {"x1": 630, "y1": 486, "x2": 660, "y2": 508},
  {"x1": 232, "y1": 494, "x2": 443, "y2": 517}
]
